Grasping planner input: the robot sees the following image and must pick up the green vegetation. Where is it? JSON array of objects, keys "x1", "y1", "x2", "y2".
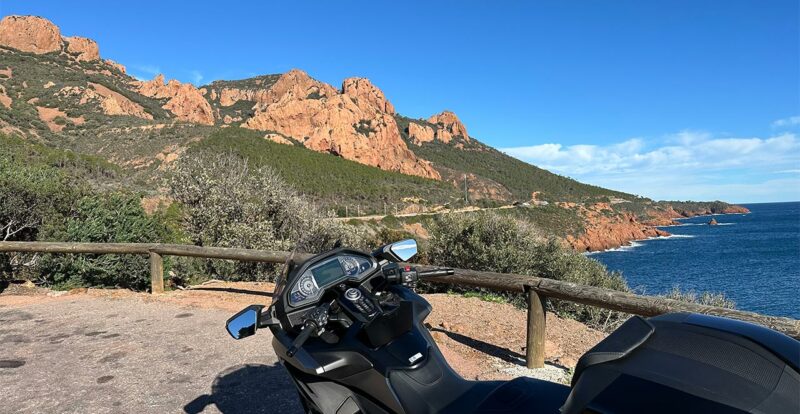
[
  {"x1": 0, "y1": 46, "x2": 171, "y2": 138},
  {"x1": 189, "y1": 127, "x2": 464, "y2": 215},
  {"x1": 421, "y1": 211, "x2": 735, "y2": 330},
  {"x1": 395, "y1": 115, "x2": 632, "y2": 202},
  {"x1": 662, "y1": 286, "x2": 736, "y2": 309},
  {"x1": 0, "y1": 146, "x2": 82, "y2": 245},
  {"x1": 458, "y1": 290, "x2": 507, "y2": 303},
  {"x1": 168, "y1": 150, "x2": 365, "y2": 281},
  {"x1": 202, "y1": 74, "x2": 281, "y2": 123},
  {"x1": 37, "y1": 193, "x2": 174, "y2": 290},
  {"x1": 0, "y1": 133, "x2": 177, "y2": 288},
  {"x1": 0, "y1": 134, "x2": 119, "y2": 182},
  {"x1": 422, "y1": 211, "x2": 627, "y2": 328},
  {"x1": 499, "y1": 204, "x2": 586, "y2": 237},
  {"x1": 659, "y1": 200, "x2": 743, "y2": 215}
]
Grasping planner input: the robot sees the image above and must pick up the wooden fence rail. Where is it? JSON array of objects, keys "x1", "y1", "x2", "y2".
[{"x1": 1, "y1": 241, "x2": 798, "y2": 369}]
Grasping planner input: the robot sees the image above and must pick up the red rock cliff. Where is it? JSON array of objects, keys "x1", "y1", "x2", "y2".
[
  {"x1": 241, "y1": 70, "x2": 440, "y2": 180},
  {"x1": 0, "y1": 15, "x2": 62, "y2": 54},
  {"x1": 565, "y1": 203, "x2": 670, "y2": 252},
  {"x1": 134, "y1": 75, "x2": 215, "y2": 125}
]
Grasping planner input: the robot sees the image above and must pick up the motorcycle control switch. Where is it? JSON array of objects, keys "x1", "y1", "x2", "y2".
[{"x1": 344, "y1": 287, "x2": 376, "y2": 315}]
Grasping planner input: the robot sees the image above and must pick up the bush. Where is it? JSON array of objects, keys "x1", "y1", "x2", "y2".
[
  {"x1": 168, "y1": 151, "x2": 364, "y2": 281},
  {"x1": 0, "y1": 157, "x2": 81, "y2": 243},
  {"x1": 37, "y1": 193, "x2": 173, "y2": 290},
  {"x1": 663, "y1": 286, "x2": 735, "y2": 309},
  {"x1": 424, "y1": 211, "x2": 628, "y2": 328}
]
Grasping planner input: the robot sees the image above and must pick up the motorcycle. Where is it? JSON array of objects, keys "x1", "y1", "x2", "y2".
[{"x1": 226, "y1": 239, "x2": 800, "y2": 413}]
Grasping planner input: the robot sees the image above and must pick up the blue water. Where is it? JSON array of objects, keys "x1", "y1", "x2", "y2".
[{"x1": 589, "y1": 202, "x2": 800, "y2": 319}]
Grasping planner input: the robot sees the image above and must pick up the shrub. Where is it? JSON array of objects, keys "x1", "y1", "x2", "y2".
[
  {"x1": 423, "y1": 211, "x2": 628, "y2": 328},
  {"x1": 37, "y1": 193, "x2": 173, "y2": 290},
  {"x1": 168, "y1": 151, "x2": 364, "y2": 281},
  {"x1": 663, "y1": 286, "x2": 735, "y2": 309},
  {"x1": 0, "y1": 156, "x2": 81, "y2": 243}
]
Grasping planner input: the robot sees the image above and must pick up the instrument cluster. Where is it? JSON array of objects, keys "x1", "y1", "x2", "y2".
[{"x1": 288, "y1": 253, "x2": 376, "y2": 307}]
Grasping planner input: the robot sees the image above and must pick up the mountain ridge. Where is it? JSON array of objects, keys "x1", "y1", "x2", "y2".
[{"x1": 0, "y1": 14, "x2": 749, "y2": 251}]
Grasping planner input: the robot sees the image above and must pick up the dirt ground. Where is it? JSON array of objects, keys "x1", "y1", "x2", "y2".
[{"x1": 0, "y1": 281, "x2": 607, "y2": 412}]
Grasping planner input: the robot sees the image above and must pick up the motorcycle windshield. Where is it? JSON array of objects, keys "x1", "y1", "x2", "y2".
[{"x1": 271, "y1": 246, "x2": 298, "y2": 305}]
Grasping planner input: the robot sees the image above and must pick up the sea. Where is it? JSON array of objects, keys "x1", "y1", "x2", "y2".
[{"x1": 589, "y1": 201, "x2": 800, "y2": 319}]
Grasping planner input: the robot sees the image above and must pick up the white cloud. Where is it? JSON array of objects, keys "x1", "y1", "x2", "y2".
[
  {"x1": 131, "y1": 64, "x2": 161, "y2": 76},
  {"x1": 129, "y1": 64, "x2": 161, "y2": 81},
  {"x1": 772, "y1": 115, "x2": 800, "y2": 129},
  {"x1": 501, "y1": 131, "x2": 800, "y2": 202},
  {"x1": 189, "y1": 70, "x2": 204, "y2": 85}
]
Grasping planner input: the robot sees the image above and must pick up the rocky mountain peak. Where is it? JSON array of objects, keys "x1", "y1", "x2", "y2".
[
  {"x1": 0, "y1": 15, "x2": 62, "y2": 54},
  {"x1": 241, "y1": 70, "x2": 439, "y2": 180},
  {"x1": 428, "y1": 110, "x2": 469, "y2": 141},
  {"x1": 0, "y1": 15, "x2": 105, "y2": 64},
  {"x1": 134, "y1": 74, "x2": 215, "y2": 125},
  {"x1": 341, "y1": 77, "x2": 395, "y2": 115},
  {"x1": 63, "y1": 36, "x2": 99, "y2": 61}
]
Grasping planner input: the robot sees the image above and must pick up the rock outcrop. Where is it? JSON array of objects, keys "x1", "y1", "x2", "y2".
[
  {"x1": 342, "y1": 77, "x2": 394, "y2": 114},
  {"x1": 58, "y1": 84, "x2": 153, "y2": 120},
  {"x1": 406, "y1": 111, "x2": 471, "y2": 145},
  {"x1": 428, "y1": 110, "x2": 469, "y2": 143},
  {"x1": 242, "y1": 70, "x2": 439, "y2": 180},
  {"x1": 708, "y1": 218, "x2": 718, "y2": 225},
  {"x1": 264, "y1": 133, "x2": 293, "y2": 145},
  {"x1": 63, "y1": 36, "x2": 99, "y2": 61},
  {"x1": 566, "y1": 203, "x2": 670, "y2": 252},
  {"x1": 408, "y1": 122, "x2": 436, "y2": 144},
  {"x1": 88, "y1": 83, "x2": 152, "y2": 119},
  {"x1": 104, "y1": 59, "x2": 126, "y2": 73},
  {"x1": 0, "y1": 15, "x2": 62, "y2": 54},
  {"x1": 0, "y1": 85, "x2": 11, "y2": 108},
  {"x1": 134, "y1": 75, "x2": 215, "y2": 125}
]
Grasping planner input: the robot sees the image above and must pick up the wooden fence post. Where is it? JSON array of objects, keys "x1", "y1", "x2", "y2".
[
  {"x1": 526, "y1": 288, "x2": 546, "y2": 368},
  {"x1": 149, "y1": 251, "x2": 164, "y2": 294}
]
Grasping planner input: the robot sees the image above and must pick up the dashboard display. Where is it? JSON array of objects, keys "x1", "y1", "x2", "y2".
[
  {"x1": 288, "y1": 253, "x2": 376, "y2": 307},
  {"x1": 311, "y1": 258, "x2": 345, "y2": 286}
]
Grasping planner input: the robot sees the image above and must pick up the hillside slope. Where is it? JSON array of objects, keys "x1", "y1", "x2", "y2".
[{"x1": 0, "y1": 14, "x2": 748, "y2": 250}]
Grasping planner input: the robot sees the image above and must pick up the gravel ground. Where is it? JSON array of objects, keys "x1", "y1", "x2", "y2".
[
  {"x1": 0, "y1": 296, "x2": 303, "y2": 414},
  {"x1": 0, "y1": 282, "x2": 608, "y2": 412}
]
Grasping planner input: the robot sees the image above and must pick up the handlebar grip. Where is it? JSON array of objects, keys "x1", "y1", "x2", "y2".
[
  {"x1": 419, "y1": 268, "x2": 455, "y2": 278},
  {"x1": 286, "y1": 322, "x2": 315, "y2": 357}
]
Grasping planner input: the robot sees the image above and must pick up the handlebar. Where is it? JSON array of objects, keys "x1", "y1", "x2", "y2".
[
  {"x1": 418, "y1": 268, "x2": 455, "y2": 278},
  {"x1": 287, "y1": 321, "x2": 315, "y2": 357},
  {"x1": 286, "y1": 302, "x2": 330, "y2": 357}
]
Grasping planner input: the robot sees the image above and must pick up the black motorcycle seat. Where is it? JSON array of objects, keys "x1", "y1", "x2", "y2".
[{"x1": 471, "y1": 376, "x2": 570, "y2": 414}]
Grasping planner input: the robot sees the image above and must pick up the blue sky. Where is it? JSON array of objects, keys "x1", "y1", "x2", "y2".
[{"x1": 1, "y1": 1, "x2": 798, "y2": 202}]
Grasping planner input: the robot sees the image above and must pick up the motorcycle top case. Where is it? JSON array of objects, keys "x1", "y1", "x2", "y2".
[{"x1": 562, "y1": 312, "x2": 800, "y2": 414}]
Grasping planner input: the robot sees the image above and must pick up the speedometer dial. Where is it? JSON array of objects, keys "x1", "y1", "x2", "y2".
[
  {"x1": 299, "y1": 275, "x2": 316, "y2": 296},
  {"x1": 340, "y1": 256, "x2": 360, "y2": 276}
]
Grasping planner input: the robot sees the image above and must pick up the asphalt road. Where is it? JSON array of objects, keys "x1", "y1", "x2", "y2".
[{"x1": 0, "y1": 297, "x2": 303, "y2": 414}]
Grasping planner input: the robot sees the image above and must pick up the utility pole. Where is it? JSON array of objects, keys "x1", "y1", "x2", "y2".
[
  {"x1": 464, "y1": 174, "x2": 469, "y2": 205},
  {"x1": 345, "y1": 205, "x2": 348, "y2": 217}
]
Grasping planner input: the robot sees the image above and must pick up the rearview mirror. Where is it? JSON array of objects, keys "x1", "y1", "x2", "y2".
[
  {"x1": 226, "y1": 305, "x2": 263, "y2": 340},
  {"x1": 389, "y1": 239, "x2": 418, "y2": 261}
]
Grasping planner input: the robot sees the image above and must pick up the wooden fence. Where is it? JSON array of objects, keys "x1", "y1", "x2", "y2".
[{"x1": 1, "y1": 241, "x2": 798, "y2": 369}]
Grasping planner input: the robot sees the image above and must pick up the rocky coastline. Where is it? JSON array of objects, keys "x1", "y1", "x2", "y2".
[{"x1": 568, "y1": 203, "x2": 750, "y2": 253}]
